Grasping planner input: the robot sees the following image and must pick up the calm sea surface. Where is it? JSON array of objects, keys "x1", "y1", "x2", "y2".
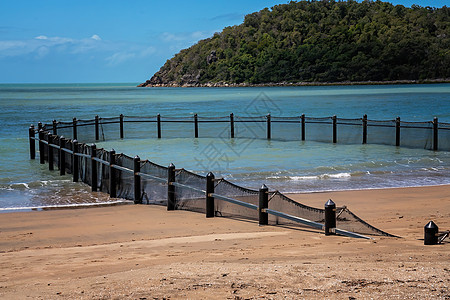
[{"x1": 0, "y1": 83, "x2": 449, "y2": 210}]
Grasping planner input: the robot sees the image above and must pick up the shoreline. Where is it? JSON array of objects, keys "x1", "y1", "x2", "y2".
[
  {"x1": 1, "y1": 183, "x2": 449, "y2": 213},
  {"x1": 138, "y1": 78, "x2": 450, "y2": 87},
  {"x1": 0, "y1": 184, "x2": 448, "y2": 299}
]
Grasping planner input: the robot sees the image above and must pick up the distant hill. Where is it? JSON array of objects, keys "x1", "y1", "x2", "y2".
[{"x1": 139, "y1": 0, "x2": 450, "y2": 87}]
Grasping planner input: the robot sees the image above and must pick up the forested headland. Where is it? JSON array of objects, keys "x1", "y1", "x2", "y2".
[{"x1": 139, "y1": 0, "x2": 450, "y2": 87}]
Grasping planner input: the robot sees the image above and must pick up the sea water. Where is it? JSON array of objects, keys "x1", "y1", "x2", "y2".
[{"x1": 0, "y1": 83, "x2": 449, "y2": 210}]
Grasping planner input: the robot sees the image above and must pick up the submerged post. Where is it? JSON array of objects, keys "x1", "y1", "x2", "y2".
[
  {"x1": 424, "y1": 221, "x2": 438, "y2": 245},
  {"x1": 29, "y1": 125, "x2": 35, "y2": 159},
  {"x1": 157, "y1": 114, "x2": 161, "y2": 139},
  {"x1": 395, "y1": 117, "x2": 401, "y2": 147},
  {"x1": 362, "y1": 114, "x2": 368, "y2": 144},
  {"x1": 109, "y1": 149, "x2": 116, "y2": 197},
  {"x1": 433, "y1": 117, "x2": 438, "y2": 151},
  {"x1": 59, "y1": 137, "x2": 66, "y2": 176},
  {"x1": 194, "y1": 114, "x2": 199, "y2": 138},
  {"x1": 206, "y1": 172, "x2": 215, "y2": 218},
  {"x1": 332, "y1": 115, "x2": 337, "y2": 144},
  {"x1": 259, "y1": 184, "x2": 269, "y2": 225},
  {"x1": 90, "y1": 144, "x2": 97, "y2": 192},
  {"x1": 324, "y1": 199, "x2": 336, "y2": 235},
  {"x1": 52, "y1": 120, "x2": 57, "y2": 135},
  {"x1": 48, "y1": 134, "x2": 54, "y2": 171},
  {"x1": 95, "y1": 115, "x2": 100, "y2": 141},
  {"x1": 230, "y1": 113, "x2": 234, "y2": 138},
  {"x1": 167, "y1": 163, "x2": 176, "y2": 211},
  {"x1": 301, "y1": 114, "x2": 305, "y2": 141},
  {"x1": 39, "y1": 129, "x2": 45, "y2": 164},
  {"x1": 267, "y1": 113, "x2": 271, "y2": 140},
  {"x1": 134, "y1": 155, "x2": 141, "y2": 204},
  {"x1": 73, "y1": 118, "x2": 78, "y2": 140},
  {"x1": 119, "y1": 114, "x2": 124, "y2": 139},
  {"x1": 72, "y1": 140, "x2": 79, "y2": 182}
]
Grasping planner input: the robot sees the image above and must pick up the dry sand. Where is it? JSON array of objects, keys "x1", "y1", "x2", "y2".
[{"x1": 0, "y1": 185, "x2": 449, "y2": 299}]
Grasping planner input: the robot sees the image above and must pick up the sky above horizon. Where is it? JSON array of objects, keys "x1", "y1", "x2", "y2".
[{"x1": 0, "y1": 0, "x2": 448, "y2": 84}]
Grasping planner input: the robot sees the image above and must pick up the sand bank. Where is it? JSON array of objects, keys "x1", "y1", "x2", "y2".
[{"x1": 0, "y1": 185, "x2": 449, "y2": 299}]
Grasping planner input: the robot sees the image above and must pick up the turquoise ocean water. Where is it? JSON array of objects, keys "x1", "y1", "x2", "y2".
[{"x1": 0, "y1": 83, "x2": 449, "y2": 210}]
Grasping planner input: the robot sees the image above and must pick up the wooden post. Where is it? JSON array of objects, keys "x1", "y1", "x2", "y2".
[
  {"x1": 90, "y1": 144, "x2": 97, "y2": 192},
  {"x1": 109, "y1": 149, "x2": 116, "y2": 197},
  {"x1": 325, "y1": 199, "x2": 336, "y2": 235},
  {"x1": 134, "y1": 155, "x2": 141, "y2": 204},
  {"x1": 301, "y1": 114, "x2": 305, "y2": 141},
  {"x1": 206, "y1": 172, "x2": 215, "y2": 218},
  {"x1": 194, "y1": 114, "x2": 199, "y2": 138},
  {"x1": 395, "y1": 117, "x2": 401, "y2": 147},
  {"x1": 120, "y1": 114, "x2": 124, "y2": 139},
  {"x1": 59, "y1": 137, "x2": 66, "y2": 175},
  {"x1": 332, "y1": 115, "x2": 337, "y2": 144},
  {"x1": 259, "y1": 184, "x2": 268, "y2": 225},
  {"x1": 52, "y1": 120, "x2": 57, "y2": 135},
  {"x1": 424, "y1": 221, "x2": 438, "y2": 245},
  {"x1": 230, "y1": 113, "x2": 235, "y2": 138},
  {"x1": 38, "y1": 122, "x2": 43, "y2": 132},
  {"x1": 72, "y1": 140, "x2": 79, "y2": 182},
  {"x1": 433, "y1": 117, "x2": 438, "y2": 151},
  {"x1": 39, "y1": 129, "x2": 45, "y2": 164},
  {"x1": 95, "y1": 115, "x2": 100, "y2": 141},
  {"x1": 167, "y1": 163, "x2": 175, "y2": 210},
  {"x1": 362, "y1": 114, "x2": 368, "y2": 144},
  {"x1": 29, "y1": 125, "x2": 35, "y2": 159},
  {"x1": 157, "y1": 114, "x2": 161, "y2": 139},
  {"x1": 72, "y1": 118, "x2": 78, "y2": 140},
  {"x1": 48, "y1": 134, "x2": 54, "y2": 171},
  {"x1": 267, "y1": 113, "x2": 271, "y2": 140}
]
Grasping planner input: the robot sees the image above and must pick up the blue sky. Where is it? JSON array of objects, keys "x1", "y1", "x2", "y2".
[{"x1": 0, "y1": 0, "x2": 447, "y2": 83}]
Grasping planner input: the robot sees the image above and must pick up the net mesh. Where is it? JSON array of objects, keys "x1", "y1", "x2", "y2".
[{"x1": 33, "y1": 113, "x2": 449, "y2": 239}]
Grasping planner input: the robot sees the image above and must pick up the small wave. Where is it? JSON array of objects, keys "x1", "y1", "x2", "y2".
[
  {"x1": 269, "y1": 172, "x2": 352, "y2": 181},
  {"x1": 0, "y1": 200, "x2": 133, "y2": 212}
]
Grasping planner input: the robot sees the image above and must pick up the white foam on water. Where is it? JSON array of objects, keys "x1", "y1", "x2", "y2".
[{"x1": 0, "y1": 200, "x2": 133, "y2": 212}]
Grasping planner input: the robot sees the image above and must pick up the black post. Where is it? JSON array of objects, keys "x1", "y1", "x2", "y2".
[
  {"x1": 324, "y1": 199, "x2": 336, "y2": 235},
  {"x1": 424, "y1": 221, "x2": 438, "y2": 245},
  {"x1": 362, "y1": 114, "x2": 368, "y2": 144},
  {"x1": 157, "y1": 114, "x2": 161, "y2": 139},
  {"x1": 29, "y1": 125, "x2": 36, "y2": 159},
  {"x1": 38, "y1": 122, "x2": 43, "y2": 132},
  {"x1": 90, "y1": 144, "x2": 97, "y2": 192},
  {"x1": 230, "y1": 113, "x2": 235, "y2": 138},
  {"x1": 301, "y1": 114, "x2": 305, "y2": 141},
  {"x1": 109, "y1": 149, "x2": 116, "y2": 197},
  {"x1": 433, "y1": 117, "x2": 438, "y2": 151},
  {"x1": 95, "y1": 115, "x2": 99, "y2": 141},
  {"x1": 52, "y1": 120, "x2": 57, "y2": 135},
  {"x1": 267, "y1": 113, "x2": 271, "y2": 140},
  {"x1": 134, "y1": 155, "x2": 141, "y2": 204},
  {"x1": 73, "y1": 118, "x2": 78, "y2": 140},
  {"x1": 120, "y1": 114, "x2": 124, "y2": 139},
  {"x1": 395, "y1": 117, "x2": 401, "y2": 147},
  {"x1": 259, "y1": 184, "x2": 269, "y2": 225},
  {"x1": 167, "y1": 163, "x2": 176, "y2": 211},
  {"x1": 59, "y1": 137, "x2": 66, "y2": 176},
  {"x1": 206, "y1": 172, "x2": 215, "y2": 218},
  {"x1": 39, "y1": 129, "x2": 45, "y2": 164},
  {"x1": 48, "y1": 134, "x2": 54, "y2": 171},
  {"x1": 332, "y1": 115, "x2": 337, "y2": 144},
  {"x1": 194, "y1": 114, "x2": 199, "y2": 138},
  {"x1": 72, "y1": 140, "x2": 79, "y2": 182}
]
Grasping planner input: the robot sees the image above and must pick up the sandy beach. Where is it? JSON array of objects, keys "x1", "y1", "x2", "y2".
[{"x1": 0, "y1": 185, "x2": 449, "y2": 299}]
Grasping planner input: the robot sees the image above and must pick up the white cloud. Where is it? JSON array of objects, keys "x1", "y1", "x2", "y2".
[
  {"x1": 91, "y1": 34, "x2": 101, "y2": 41},
  {"x1": 35, "y1": 35, "x2": 48, "y2": 40}
]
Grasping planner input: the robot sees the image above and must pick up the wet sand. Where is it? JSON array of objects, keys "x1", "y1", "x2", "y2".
[{"x1": 0, "y1": 185, "x2": 449, "y2": 299}]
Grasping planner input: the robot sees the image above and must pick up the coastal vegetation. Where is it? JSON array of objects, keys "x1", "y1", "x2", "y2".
[{"x1": 139, "y1": 0, "x2": 450, "y2": 87}]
